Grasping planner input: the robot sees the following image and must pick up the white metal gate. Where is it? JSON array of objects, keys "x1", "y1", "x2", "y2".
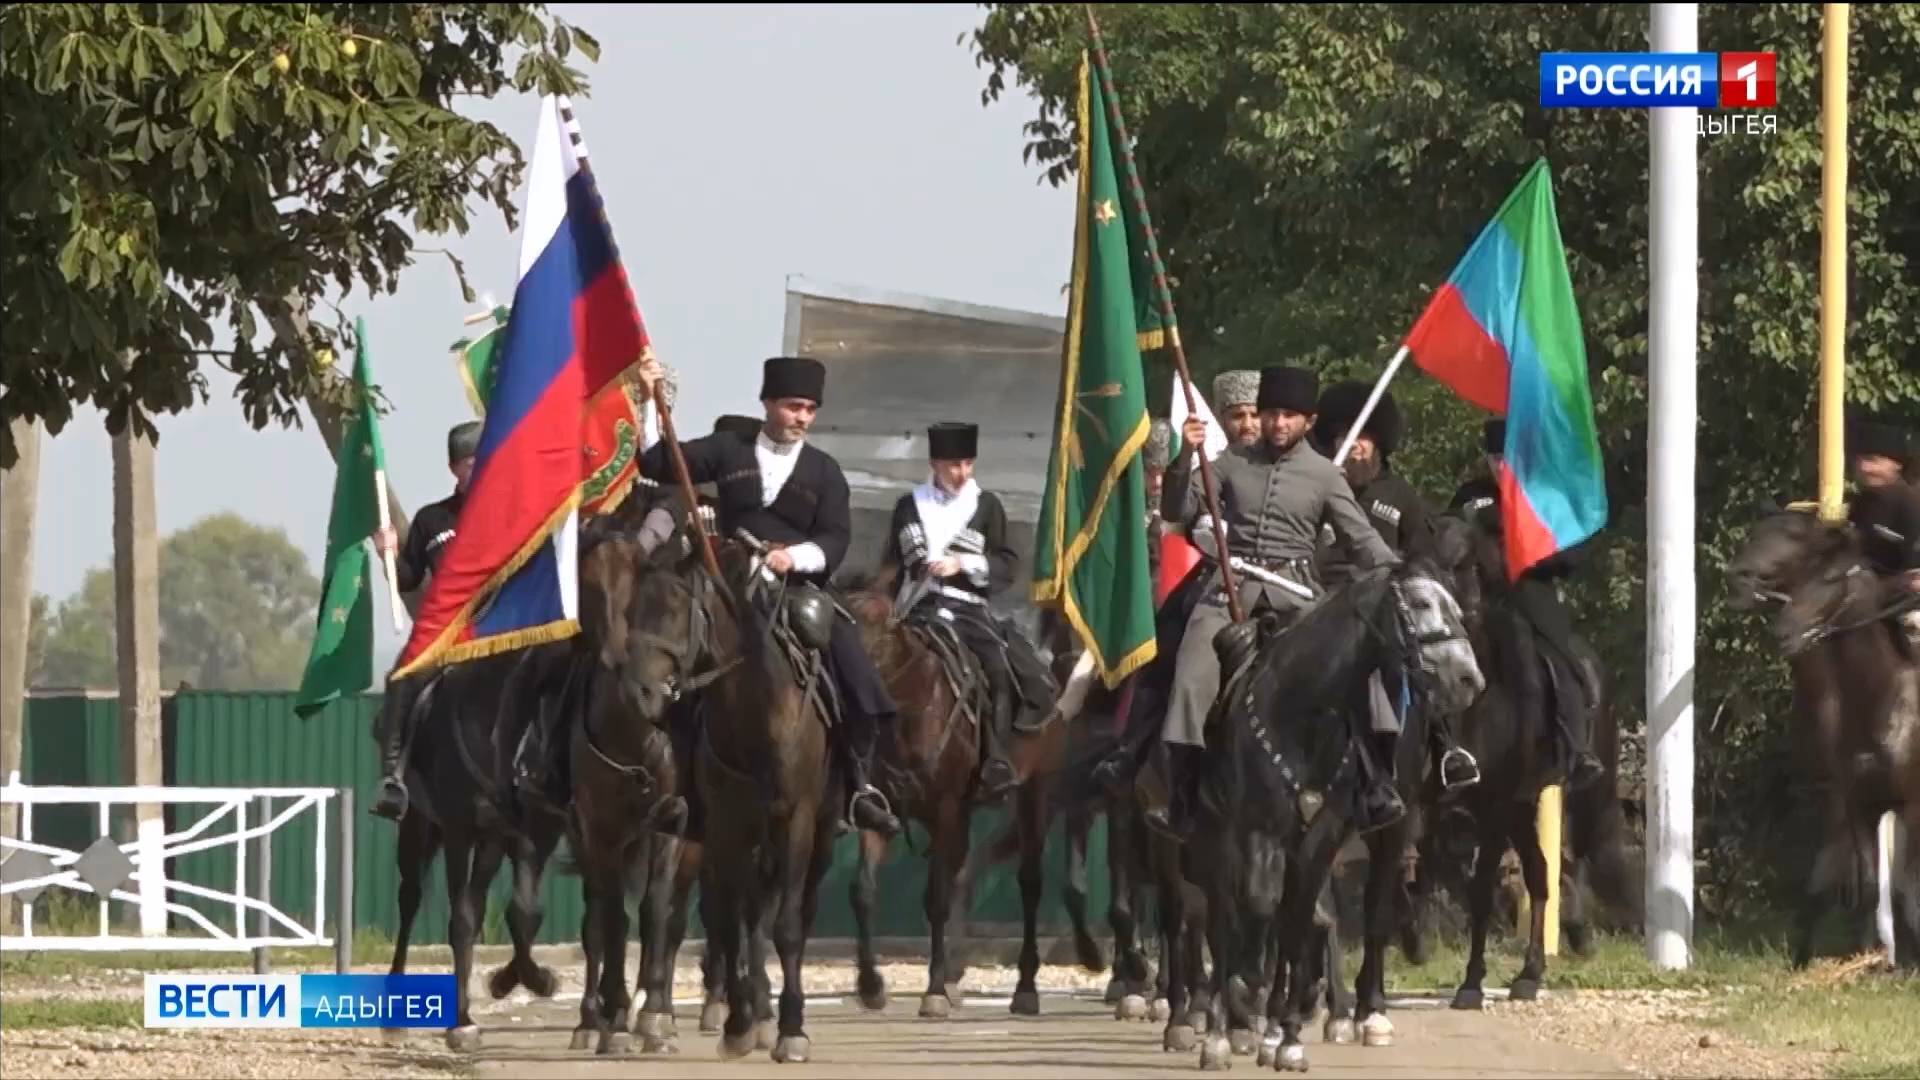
[{"x1": 0, "y1": 773, "x2": 353, "y2": 967}]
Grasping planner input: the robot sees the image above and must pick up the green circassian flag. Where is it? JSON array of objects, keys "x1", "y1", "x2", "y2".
[
  {"x1": 294, "y1": 318, "x2": 389, "y2": 719},
  {"x1": 1031, "y1": 48, "x2": 1161, "y2": 690}
]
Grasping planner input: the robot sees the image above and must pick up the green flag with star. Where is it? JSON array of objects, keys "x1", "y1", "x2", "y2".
[
  {"x1": 1030, "y1": 50, "x2": 1157, "y2": 690},
  {"x1": 294, "y1": 318, "x2": 387, "y2": 719}
]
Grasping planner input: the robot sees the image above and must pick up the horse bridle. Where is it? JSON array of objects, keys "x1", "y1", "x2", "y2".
[{"x1": 1775, "y1": 559, "x2": 1917, "y2": 652}]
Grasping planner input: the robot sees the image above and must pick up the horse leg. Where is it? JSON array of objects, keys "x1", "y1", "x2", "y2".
[
  {"x1": 1062, "y1": 801, "x2": 1107, "y2": 973},
  {"x1": 1451, "y1": 811, "x2": 1507, "y2": 1011},
  {"x1": 1010, "y1": 780, "x2": 1046, "y2": 1016},
  {"x1": 1198, "y1": 868, "x2": 1238, "y2": 1071},
  {"x1": 747, "y1": 905, "x2": 776, "y2": 1051},
  {"x1": 766, "y1": 812, "x2": 821, "y2": 1064},
  {"x1": 443, "y1": 832, "x2": 496, "y2": 1052},
  {"x1": 1184, "y1": 896, "x2": 1212, "y2": 1033},
  {"x1": 1319, "y1": 896, "x2": 1359, "y2": 1046},
  {"x1": 1272, "y1": 814, "x2": 1346, "y2": 1073},
  {"x1": 920, "y1": 797, "x2": 968, "y2": 1019},
  {"x1": 1354, "y1": 825, "x2": 1401, "y2": 1046},
  {"x1": 492, "y1": 826, "x2": 560, "y2": 1000},
  {"x1": 571, "y1": 870, "x2": 604, "y2": 1052},
  {"x1": 850, "y1": 826, "x2": 888, "y2": 1011},
  {"x1": 1509, "y1": 810, "x2": 1551, "y2": 1001},
  {"x1": 387, "y1": 814, "x2": 438, "y2": 980},
  {"x1": 1158, "y1": 854, "x2": 1195, "y2": 1052},
  {"x1": 1108, "y1": 804, "x2": 1153, "y2": 1016},
  {"x1": 711, "y1": 874, "x2": 756, "y2": 1060},
  {"x1": 634, "y1": 834, "x2": 683, "y2": 1053}
]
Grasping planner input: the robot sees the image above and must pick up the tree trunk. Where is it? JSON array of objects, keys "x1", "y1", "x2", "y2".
[
  {"x1": 0, "y1": 416, "x2": 41, "y2": 934},
  {"x1": 263, "y1": 295, "x2": 419, "y2": 618},
  {"x1": 112, "y1": 391, "x2": 166, "y2": 936}
]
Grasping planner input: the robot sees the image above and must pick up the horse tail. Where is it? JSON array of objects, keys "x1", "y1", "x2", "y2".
[
  {"x1": 958, "y1": 720, "x2": 1121, "y2": 876},
  {"x1": 1566, "y1": 665, "x2": 1644, "y2": 930}
]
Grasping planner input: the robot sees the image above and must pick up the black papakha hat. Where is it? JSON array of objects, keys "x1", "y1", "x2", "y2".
[
  {"x1": 1257, "y1": 365, "x2": 1319, "y2": 414},
  {"x1": 760, "y1": 356, "x2": 826, "y2": 404},
  {"x1": 448, "y1": 420, "x2": 483, "y2": 463},
  {"x1": 713, "y1": 415, "x2": 762, "y2": 442},
  {"x1": 927, "y1": 422, "x2": 979, "y2": 461},
  {"x1": 1849, "y1": 419, "x2": 1910, "y2": 465},
  {"x1": 1312, "y1": 379, "x2": 1404, "y2": 456}
]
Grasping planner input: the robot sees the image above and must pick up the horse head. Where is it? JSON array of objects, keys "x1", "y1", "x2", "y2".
[
  {"x1": 580, "y1": 525, "x2": 713, "y2": 727},
  {"x1": 1726, "y1": 506, "x2": 1874, "y2": 656},
  {"x1": 1386, "y1": 555, "x2": 1487, "y2": 716}
]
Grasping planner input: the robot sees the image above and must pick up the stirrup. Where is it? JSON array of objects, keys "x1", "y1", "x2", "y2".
[
  {"x1": 848, "y1": 783, "x2": 895, "y2": 823},
  {"x1": 371, "y1": 776, "x2": 409, "y2": 820},
  {"x1": 1440, "y1": 747, "x2": 1481, "y2": 791}
]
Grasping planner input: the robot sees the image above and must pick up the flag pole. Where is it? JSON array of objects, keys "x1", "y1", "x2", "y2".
[
  {"x1": 1084, "y1": 5, "x2": 1241, "y2": 625},
  {"x1": 647, "y1": 370, "x2": 723, "y2": 583},
  {"x1": 373, "y1": 470, "x2": 405, "y2": 634},
  {"x1": 1331, "y1": 345, "x2": 1410, "y2": 468}
]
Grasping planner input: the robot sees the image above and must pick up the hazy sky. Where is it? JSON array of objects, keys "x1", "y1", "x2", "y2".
[{"x1": 28, "y1": 4, "x2": 1074, "y2": 663}]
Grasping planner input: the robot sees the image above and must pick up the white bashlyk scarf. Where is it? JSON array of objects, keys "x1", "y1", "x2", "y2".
[{"x1": 912, "y1": 473, "x2": 980, "y2": 563}]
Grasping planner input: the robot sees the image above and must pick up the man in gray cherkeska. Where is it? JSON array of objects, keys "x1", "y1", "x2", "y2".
[{"x1": 1149, "y1": 364, "x2": 1405, "y2": 840}]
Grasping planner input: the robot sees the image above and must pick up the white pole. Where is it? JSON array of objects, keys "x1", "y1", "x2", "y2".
[
  {"x1": 1878, "y1": 813, "x2": 1896, "y2": 962},
  {"x1": 1645, "y1": 1, "x2": 1698, "y2": 971},
  {"x1": 1331, "y1": 345, "x2": 1409, "y2": 468}
]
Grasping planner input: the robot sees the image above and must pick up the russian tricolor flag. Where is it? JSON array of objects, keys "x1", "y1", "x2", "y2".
[{"x1": 392, "y1": 95, "x2": 650, "y2": 679}]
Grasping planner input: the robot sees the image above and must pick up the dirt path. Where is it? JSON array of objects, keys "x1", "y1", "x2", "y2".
[{"x1": 452, "y1": 988, "x2": 1634, "y2": 1079}]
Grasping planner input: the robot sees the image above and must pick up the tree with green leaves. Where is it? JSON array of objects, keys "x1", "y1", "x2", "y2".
[
  {"x1": 968, "y1": 2, "x2": 1920, "y2": 915},
  {"x1": 0, "y1": 3, "x2": 601, "y2": 468},
  {"x1": 36, "y1": 513, "x2": 321, "y2": 691}
]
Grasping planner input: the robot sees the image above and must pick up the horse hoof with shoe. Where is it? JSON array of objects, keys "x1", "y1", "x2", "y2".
[
  {"x1": 755, "y1": 1019, "x2": 777, "y2": 1051},
  {"x1": 719, "y1": 1030, "x2": 756, "y2": 1060},
  {"x1": 1117, "y1": 993, "x2": 1150, "y2": 1021},
  {"x1": 700, "y1": 999, "x2": 727, "y2": 1033},
  {"x1": 1010, "y1": 989, "x2": 1041, "y2": 1016},
  {"x1": 1451, "y1": 987, "x2": 1485, "y2": 1011},
  {"x1": 1361, "y1": 1013, "x2": 1394, "y2": 1047},
  {"x1": 1509, "y1": 978, "x2": 1541, "y2": 1002},
  {"x1": 1277, "y1": 1042, "x2": 1310, "y2": 1072},
  {"x1": 636, "y1": 1013, "x2": 677, "y2": 1054},
  {"x1": 1230, "y1": 1027, "x2": 1260, "y2": 1055},
  {"x1": 1200, "y1": 1033, "x2": 1234, "y2": 1071},
  {"x1": 568, "y1": 1028, "x2": 593, "y2": 1052},
  {"x1": 858, "y1": 971, "x2": 889, "y2": 1012},
  {"x1": 1150, "y1": 997, "x2": 1173, "y2": 1022},
  {"x1": 920, "y1": 993, "x2": 952, "y2": 1020},
  {"x1": 1258, "y1": 1030, "x2": 1282, "y2": 1066},
  {"x1": 1164, "y1": 1024, "x2": 1198, "y2": 1052},
  {"x1": 445, "y1": 1025, "x2": 482, "y2": 1053},
  {"x1": 597, "y1": 1030, "x2": 633, "y2": 1056},
  {"x1": 772, "y1": 1035, "x2": 812, "y2": 1064}
]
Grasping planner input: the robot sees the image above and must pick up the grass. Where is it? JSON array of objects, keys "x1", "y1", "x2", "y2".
[
  {"x1": 1350, "y1": 922, "x2": 1917, "y2": 1080},
  {"x1": 0, "y1": 926, "x2": 398, "y2": 979},
  {"x1": 0, "y1": 997, "x2": 143, "y2": 1030}
]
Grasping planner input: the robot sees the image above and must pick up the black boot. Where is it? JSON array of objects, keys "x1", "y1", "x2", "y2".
[
  {"x1": 370, "y1": 698, "x2": 411, "y2": 821},
  {"x1": 977, "y1": 681, "x2": 1019, "y2": 804},
  {"x1": 1144, "y1": 744, "x2": 1203, "y2": 841},
  {"x1": 845, "y1": 716, "x2": 902, "y2": 839},
  {"x1": 1354, "y1": 734, "x2": 1406, "y2": 834}
]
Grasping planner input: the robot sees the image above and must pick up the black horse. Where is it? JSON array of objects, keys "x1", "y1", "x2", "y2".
[
  {"x1": 1174, "y1": 559, "x2": 1485, "y2": 1072},
  {"x1": 1427, "y1": 512, "x2": 1640, "y2": 1010},
  {"x1": 375, "y1": 648, "x2": 570, "y2": 1051}
]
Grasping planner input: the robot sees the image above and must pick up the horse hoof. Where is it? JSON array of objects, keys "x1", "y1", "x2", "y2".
[
  {"x1": 1164, "y1": 1024, "x2": 1197, "y2": 1052},
  {"x1": 488, "y1": 966, "x2": 518, "y2": 1000},
  {"x1": 1230, "y1": 1028, "x2": 1259, "y2": 1056},
  {"x1": 1258, "y1": 1031, "x2": 1282, "y2": 1067},
  {"x1": 568, "y1": 1028, "x2": 593, "y2": 1052},
  {"x1": 1509, "y1": 978, "x2": 1541, "y2": 1002},
  {"x1": 755, "y1": 1019, "x2": 777, "y2": 1051},
  {"x1": 719, "y1": 1031, "x2": 756, "y2": 1060},
  {"x1": 1189, "y1": 1010, "x2": 1212, "y2": 1034},
  {"x1": 1361, "y1": 1014, "x2": 1394, "y2": 1048},
  {"x1": 637, "y1": 1013, "x2": 675, "y2": 1053},
  {"x1": 446, "y1": 1025, "x2": 482, "y2": 1053},
  {"x1": 1451, "y1": 988, "x2": 1485, "y2": 1011},
  {"x1": 1117, "y1": 994, "x2": 1150, "y2": 1021},
  {"x1": 1105, "y1": 977, "x2": 1128, "y2": 1004},
  {"x1": 1077, "y1": 933, "x2": 1108, "y2": 973},
  {"x1": 858, "y1": 972, "x2": 889, "y2": 1012},
  {"x1": 1011, "y1": 990, "x2": 1041, "y2": 1016},
  {"x1": 1278, "y1": 1042, "x2": 1310, "y2": 1072},
  {"x1": 700, "y1": 1000, "x2": 727, "y2": 1033},
  {"x1": 920, "y1": 993, "x2": 951, "y2": 1020},
  {"x1": 772, "y1": 1035, "x2": 812, "y2": 1064},
  {"x1": 1324, "y1": 1017, "x2": 1357, "y2": 1045},
  {"x1": 1251, "y1": 1016, "x2": 1267, "y2": 1036},
  {"x1": 1150, "y1": 998, "x2": 1173, "y2": 1022},
  {"x1": 1201, "y1": 1034, "x2": 1234, "y2": 1071},
  {"x1": 526, "y1": 965, "x2": 560, "y2": 999},
  {"x1": 598, "y1": 1030, "x2": 633, "y2": 1056}
]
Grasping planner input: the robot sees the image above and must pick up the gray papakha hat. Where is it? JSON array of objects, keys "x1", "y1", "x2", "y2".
[
  {"x1": 1146, "y1": 417, "x2": 1173, "y2": 464},
  {"x1": 1212, "y1": 369, "x2": 1260, "y2": 414}
]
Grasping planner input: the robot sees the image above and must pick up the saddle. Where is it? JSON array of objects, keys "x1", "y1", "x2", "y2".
[
  {"x1": 897, "y1": 606, "x2": 991, "y2": 732},
  {"x1": 766, "y1": 583, "x2": 846, "y2": 731}
]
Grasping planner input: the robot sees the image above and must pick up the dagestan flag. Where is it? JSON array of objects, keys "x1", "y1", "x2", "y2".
[
  {"x1": 294, "y1": 317, "x2": 387, "y2": 718},
  {"x1": 1030, "y1": 50, "x2": 1158, "y2": 690}
]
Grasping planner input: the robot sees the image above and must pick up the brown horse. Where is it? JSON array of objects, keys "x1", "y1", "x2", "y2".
[
  {"x1": 693, "y1": 536, "x2": 843, "y2": 1062},
  {"x1": 1728, "y1": 506, "x2": 1920, "y2": 969}
]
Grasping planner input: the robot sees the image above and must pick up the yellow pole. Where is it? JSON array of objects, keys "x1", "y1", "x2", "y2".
[
  {"x1": 1818, "y1": 3, "x2": 1849, "y2": 522},
  {"x1": 1537, "y1": 785, "x2": 1562, "y2": 956}
]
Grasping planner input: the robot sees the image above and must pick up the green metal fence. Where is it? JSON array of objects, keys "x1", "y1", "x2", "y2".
[{"x1": 21, "y1": 690, "x2": 1108, "y2": 947}]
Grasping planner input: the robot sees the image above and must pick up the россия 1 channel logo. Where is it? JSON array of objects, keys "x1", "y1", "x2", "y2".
[
  {"x1": 1539, "y1": 51, "x2": 1776, "y2": 108},
  {"x1": 143, "y1": 973, "x2": 457, "y2": 1029}
]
